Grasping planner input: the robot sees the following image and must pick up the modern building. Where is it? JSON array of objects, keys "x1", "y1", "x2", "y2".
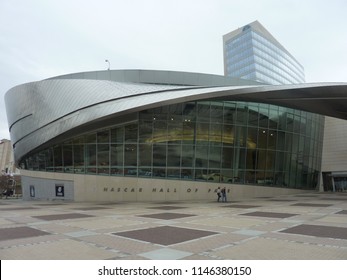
[
  {"x1": 223, "y1": 21, "x2": 347, "y2": 193},
  {"x1": 4, "y1": 69, "x2": 347, "y2": 201},
  {"x1": 223, "y1": 20, "x2": 305, "y2": 85},
  {"x1": 0, "y1": 139, "x2": 16, "y2": 175}
]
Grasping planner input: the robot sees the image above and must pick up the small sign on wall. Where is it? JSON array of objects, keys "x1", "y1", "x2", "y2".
[
  {"x1": 55, "y1": 184, "x2": 65, "y2": 197},
  {"x1": 30, "y1": 185, "x2": 35, "y2": 197}
]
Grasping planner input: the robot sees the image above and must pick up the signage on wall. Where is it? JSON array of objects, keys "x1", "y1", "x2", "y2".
[
  {"x1": 55, "y1": 185, "x2": 65, "y2": 197},
  {"x1": 30, "y1": 185, "x2": 35, "y2": 197},
  {"x1": 102, "y1": 186, "x2": 230, "y2": 193}
]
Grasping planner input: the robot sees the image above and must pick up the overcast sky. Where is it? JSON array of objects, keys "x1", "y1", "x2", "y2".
[{"x1": 1, "y1": 0, "x2": 347, "y2": 140}]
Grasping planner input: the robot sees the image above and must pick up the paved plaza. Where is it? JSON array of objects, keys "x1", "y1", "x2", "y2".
[{"x1": 0, "y1": 192, "x2": 347, "y2": 260}]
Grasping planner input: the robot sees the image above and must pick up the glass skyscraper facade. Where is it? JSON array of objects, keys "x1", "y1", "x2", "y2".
[{"x1": 223, "y1": 21, "x2": 305, "y2": 85}]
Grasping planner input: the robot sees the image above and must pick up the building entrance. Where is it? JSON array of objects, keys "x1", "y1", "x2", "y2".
[{"x1": 322, "y1": 172, "x2": 347, "y2": 192}]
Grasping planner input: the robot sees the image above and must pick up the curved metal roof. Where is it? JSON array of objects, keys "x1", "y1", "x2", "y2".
[{"x1": 5, "y1": 69, "x2": 347, "y2": 164}]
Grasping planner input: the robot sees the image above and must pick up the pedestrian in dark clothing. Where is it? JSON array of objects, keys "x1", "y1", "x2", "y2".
[{"x1": 221, "y1": 187, "x2": 227, "y2": 202}]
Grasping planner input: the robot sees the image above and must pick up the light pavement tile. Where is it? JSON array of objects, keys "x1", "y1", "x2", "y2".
[
  {"x1": 249, "y1": 221, "x2": 302, "y2": 232},
  {"x1": 0, "y1": 218, "x2": 16, "y2": 226},
  {"x1": 79, "y1": 234, "x2": 162, "y2": 254},
  {"x1": 190, "y1": 217, "x2": 268, "y2": 228},
  {"x1": 175, "y1": 222, "x2": 228, "y2": 233},
  {"x1": 138, "y1": 248, "x2": 193, "y2": 260},
  {"x1": 171, "y1": 233, "x2": 249, "y2": 253},
  {"x1": 0, "y1": 239, "x2": 120, "y2": 260},
  {"x1": 65, "y1": 230, "x2": 98, "y2": 237},
  {"x1": 233, "y1": 229, "x2": 265, "y2": 236},
  {"x1": 153, "y1": 220, "x2": 179, "y2": 225},
  {"x1": 93, "y1": 222, "x2": 159, "y2": 234},
  {"x1": 61, "y1": 217, "x2": 144, "y2": 230},
  {"x1": 32, "y1": 223, "x2": 84, "y2": 234},
  {"x1": 315, "y1": 216, "x2": 347, "y2": 225},
  {"x1": 264, "y1": 232, "x2": 347, "y2": 248},
  {"x1": 0, "y1": 234, "x2": 65, "y2": 249},
  {"x1": 268, "y1": 207, "x2": 312, "y2": 214},
  {"x1": 212, "y1": 237, "x2": 347, "y2": 260},
  {"x1": 182, "y1": 254, "x2": 216, "y2": 260}
]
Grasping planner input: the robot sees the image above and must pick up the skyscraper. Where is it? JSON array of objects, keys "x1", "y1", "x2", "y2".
[
  {"x1": 0, "y1": 139, "x2": 15, "y2": 174},
  {"x1": 223, "y1": 20, "x2": 305, "y2": 85}
]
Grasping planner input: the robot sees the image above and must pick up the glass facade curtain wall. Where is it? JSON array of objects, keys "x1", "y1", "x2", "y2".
[
  {"x1": 224, "y1": 26, "x2": 305, "y2": 85},
  {"x1": 22, "y1": 101, "x2": 324, "y2": 190}
]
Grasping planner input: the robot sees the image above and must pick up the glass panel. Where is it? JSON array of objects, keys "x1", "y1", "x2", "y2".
[
  {"x1": 196, "y1": 102, "x2": 210, "y2": 122},
  {"x1": 209, "y1": 146, "x2": 221, "y2": 169},
  {"x1": 139, "y1": 144, "x2": 152, "y2": 166},
  {"x1": 183, "y1": 102, "x2": 196, "y2": 120},
  {"x1": 167, "y1": 168, "x2": 180, "y2": 179},
  {"x1": 111, "y1": 167, "x2": 123, "y2": 176},
  {"x1": 86, "y1": 133, "x2": 96, "y2": 143},
  {"x1": 182, "y1": 120, "x2": 195, "y2": 144},
  {"x1": 111, "y1": 127, "x2": 124, "y2": 143},
  {"x1": 97, "y1": 144, "x2": 109, "y2": 174},
  {"x1": 139, "y1": 168, "x2": 152, "y2": 177},
  {"x1": 210, "y1": 123, "x2": 222, "y2": 144},
  {"x1": 223, "y1": 102, "x2": 236, "y2": 124},
  {"x1": 38, "y1": 151, "x2": 46, "y2": 171},
  {"x1": 167, "y1": 117, "x2": 182, "y2": 144},
  {"x1": 153, "y1": 120, "x2": 167, "y2": 143},
  {"x1": 196, "y1": 122, "x2": 209, "y2": 144},
  {"x1": 153, "y1": 144, "x2": 166, "y2": 166},
  {"x1": 111, "y1": 144, "x2": 123, "y2": 166},
  {"x1": 181, "y1": 145, "x2": 194, "y2": 167},
  {"x1": 247, "y1": 126, "x2": 258, "y2": 149},
  {"x1": 195, "y1": 168, "x2": 207, "y2": 181},
  {"x1": 86, "y1": 144, "x2": 96, "y2": 174},
  {"x1": 63, "y1": 145, "x2": 73, "y2": 172},
  {"x1": 195, "y1": 145, "x2": 208, "y2": 168},
  {"x1": 205, "y1": 170, "x2": 221, "y2": 182},
  {"x1": 153, "y1": 168, "x2": 166, "y2": 178},
  {"x1": 125, "y1": 168, "x2": 137, "y2": 176},
  {"x1": 139, "y1": 120, "x2": 152, "y2": 143},
  {"x1": 46, "y1": 147, "x2": 54, "y2": 172},
  {"x1": 181, "y1": 169, "x2": 193, "y2": 180},
  {"x1": 73, "y1": 144, "x2": 85, "y2": 173},
  {"x1": 248, "y1": 105, "x2": 259, "y2": 126},
  {"x1": 73, "y1": 136, "x2": 85, "y2": 144},
  {"x1": 222, "y1": 146, "x2": 234, "y2": 169},
  {"x1": 223, "y1": 124, "x2": 234, "y2": 146},
  {"x1": 97, "y1": 130, "x2": 109, "y2": 143},
  {"x1": 54, "y1": 146, "x2": 63, "y2": 171},
  {"x1": 124, "y1": 144, "x2": 137, "y2": 166},
  {"x1": 210, "y1": 104, "x2": 223, "y2": 123},
  {"x1": 124, "y1": 124, "x2": 138, "y2": 143},
  {"x1": 167, "y1": 145, "x2": 181, "y2": 167},
  {"x1": 237, "y1": 148, "x2": 246, "y2": 169}
]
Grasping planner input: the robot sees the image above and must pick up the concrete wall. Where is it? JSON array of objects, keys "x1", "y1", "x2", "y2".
[
  {"x1": 322, "y1": 116, "x2": 347, "y2": 172},
  {"x1": 20, "y1": 170, "x2": 310, "y2": 202}
]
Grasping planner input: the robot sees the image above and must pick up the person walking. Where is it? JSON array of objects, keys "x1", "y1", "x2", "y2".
[
  {"x1": 221, "y1": 186, "x2": 227, "y2": 202},
  {"x1": 216, "y1": 187, "x2": 221, "y2": 202}
]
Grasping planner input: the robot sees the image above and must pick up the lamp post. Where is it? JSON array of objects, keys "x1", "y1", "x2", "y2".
[{"x1": 105, "y1": 59, "x2": 110, "y2": 70}]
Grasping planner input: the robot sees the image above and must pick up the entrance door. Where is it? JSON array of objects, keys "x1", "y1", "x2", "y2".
[{"x1": 333, "y1": 177, "x2": 347, "y2": 192}]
